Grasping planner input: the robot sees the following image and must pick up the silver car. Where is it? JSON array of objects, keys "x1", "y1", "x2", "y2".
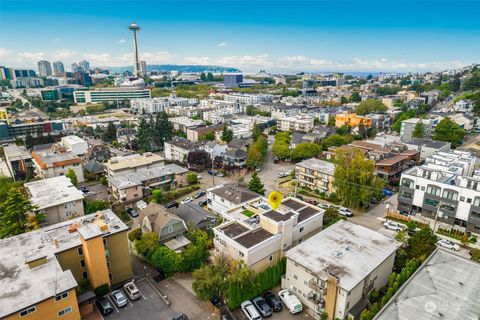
[{"x1": 111, "y1": 289, "x2": 128, "y2": 307}]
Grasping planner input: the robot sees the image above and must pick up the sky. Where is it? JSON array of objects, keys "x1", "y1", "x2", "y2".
[{"x1": 1, "y1": 0, "x2": 479, "y2": 73}]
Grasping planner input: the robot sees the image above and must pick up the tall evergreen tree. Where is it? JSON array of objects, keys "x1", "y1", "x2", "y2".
[
  {"x1": 221, "y1": 126, "x2": 233, "y2": 143},
  {"x1": 412, "y1": 120, "x2": 425, "y2": 138},
  {"x1": 0, "y1": 187, "x2": 35, "y2": 238},
  {"x1": 137, "y1": 118, "x2": 151, "y2": 152},
  {"x1": 248, "y1": 171, "x2": 265, "y2": 195},
  {"x1": 103, "y1": 122, "x2": 117, "y2": 142}
]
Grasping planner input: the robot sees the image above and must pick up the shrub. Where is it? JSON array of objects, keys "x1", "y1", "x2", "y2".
[
  {"x1": 94, "y1": 284, "x2": 110, "y2": 297},
  {"x1": 128, "y1": 228, "x2": 142, "y2": 241}
]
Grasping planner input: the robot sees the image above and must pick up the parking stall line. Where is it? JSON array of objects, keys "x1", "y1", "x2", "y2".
[{"x1": 107, "y1": 295, "x2": 120, "y2": 313}]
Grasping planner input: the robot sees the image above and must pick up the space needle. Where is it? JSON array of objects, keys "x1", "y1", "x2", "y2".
[{"x1": 128, "y1": 22, "x2": 141, "y2": 77}]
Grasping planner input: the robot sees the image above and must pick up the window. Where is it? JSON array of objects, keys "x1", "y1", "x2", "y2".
[
  {"x1": 82, "y1": 271, "x2": 88, "y2": 279},
  {"x1": 442, "y1": 190, "x2": 458, "y2": 201},
  {"x1": 80, "y1": 259, "x2": 85, "y2": 268},
  {"x1": 474, "y1": 198, "x2": 480, "y2": 207},
  {"x1": 421, "y1": 186, "x2": 426, "y2": 191},
  {"x1": 239, "y1": 251, "x2": 244, "y2": 257},
  {"x1": 299, "y1": 227, "x2": 304, "y2": 233},
  {"x1": 19, "y1": 306, "x2": 36, "y2": 317},
  {"x1": 103, "y1": 238, "x2": 107, "y2": 246},
  {"x1": 467, "y1": 198, "x2": 472, "y2": 204},
  {"x1": 401, "y1": 179, "x2": 414, "y2": 189},
  {"x1": 58, "y1": 307, "x2": 72, "y2": 317},
  {"x1": 460, "y1": 196, "x2": 466, "y2": 202},
  {"x1": 269, "y1": 255, "x2": 273, "y2": 262},
  {"x1": 77, "y1": 247, "x2": 83, "y2": 256},
  {"x1": 426, "y1": 185, "x2": 441, "y2": 196},
  {"x1": 416, "y1": 185, "x2": 420, "y2": 190},
  {"x1": 55, "y1": 292, "x2": 69, "y2": 302}
]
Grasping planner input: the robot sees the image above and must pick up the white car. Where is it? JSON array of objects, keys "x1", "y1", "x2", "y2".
[
  {"x1": 181, "y1": 197, "x2": 192, "y2": 204},
  {"x1": 123, "y1": 281, "x2": 141, "y2": 301},
  {"x1": 383, "y1": 221, "x2": 406, "y2": 232},
  {"x1": 240, "y1": 301, "x2": 261, "y2": 320},
  {"x1": 278, "y1": 289, "x2": 302, "y2": 314},
  {"x1": 437, "y1": 239, "x2": 460, "y2": 251},
  {"x1": 338, "y1": 207, "x2": 353, "y2": 217}
]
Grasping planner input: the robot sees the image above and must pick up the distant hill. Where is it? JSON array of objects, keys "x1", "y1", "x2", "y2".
[{"x1": 105, "y1": 64, "x2": 241, "y2": 73}]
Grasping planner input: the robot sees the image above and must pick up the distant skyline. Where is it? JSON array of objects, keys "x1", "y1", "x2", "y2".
[{"x1": 1, "y1": 1, "x2": 479, "y2": 73}]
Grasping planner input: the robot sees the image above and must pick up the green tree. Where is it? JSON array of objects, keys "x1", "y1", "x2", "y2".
[
  {"x1": 0, "y1": 187, "x2": 35, "y2": 238},
  {"x1": 432, "y1": 117, "x2": 465, "y2": 148},
  {"x1": 290, "y1": 142, "x2": 322, "y2": 162},
  {"x1": 84, "y1": 199, "x2": 109, "y2": 214},
  {"x1": 199, "y1": 132, "x2": 215, "y2": 141},
  {"x1": 200, "y1": 72, "x2": 207, "y2": 81},
  {"x1": 193, "y1": 255, "x2": 231, "y2": 301},
  {"x1": 102, "y1": 122, "x2": 117, "y2": 143},
  {"x1": 391, "y1": 109, "x2": 416, "y2": 133},
  {"x1": 407, "y1": 227, "x2": 437, "y2": 261},
  {"x1": 470, "y1": 248, "x2": 480, "y2": 262},
  {"x1": 137, "y1": 118, "x2": 151, "y2": 151},
  {"x1": 246, "y1": 144, "x2": 263, "y2": 168},
  {"x1": 248, "y1": 171, "x2": 265, "y2": 195},
  {"x1": 221, "y1": 126, "x2": 233, "y2": 143},
  {"x1": 333, "y1": 147, "x2": 384, "y2": 209},
  {"x1": 349, "y1": 91, "x2": 362, "y2": 102},
  {"x1": 150, "y1": 246, "x2": 181, "y2": 276},
  {"x1": 355, "y1": 99, "x2": 388, "y2": 115},
  {"x1": 152, "y1": 189, "x2": 163, "y2": 203},
  {"x1": 321, "y1": 134, "x2": 354, "y2": 150},
  {"x1": 180, "y1": 228, "x2": 210, "y2": 272},
  {"x1": 135, "y1": 232, "x2": 159, "y2": 258},
  {"x1": 272, "y1": 132, "x2": 291, "y2": 160},
  {"x1": 154, "y1": 112, "x2": 173, "y2": 150},
  {"x1": 25, "y1": 132, "x2": 33, "y2": 149},
  {"x1": 412, "y1": 120, "x2": 425, "y2": 138},
  {"x1": 65, "y1": 168, "x2": 78, "y2": 187},
  {"x1": 206, "y1": 72, "x2": 214, "y2": 81},
  {"x1": 186, "y1": 172, "x2": 198, "y2": 185},
  {"x1": 251, "y1": 124, "x2": 263, "y2": 142}
]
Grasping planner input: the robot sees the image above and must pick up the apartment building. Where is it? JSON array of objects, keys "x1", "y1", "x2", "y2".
[
  {"x1": 398, "y1": 150, "x2": 480, "y2": 232},
  {"x1": 168, "y1": 116, "x2": 204, "y2": 133},
  {"x1": 186, "y1": 123, "x2": 224, "y2": 142},
  {"x1": 374, "y1": 249, "x2": 480, "y2": 320},
  {"x1": 207, "y1": 184, "x2": 261, "y2": 214},
  {"x1": 73, "y1": 88, "x2": 151, "y2": 104},
  {"x1": 31, "y1": 150, "x2": 85, "y2": 182},
  {"x1": 60, "y1": 135, "x2": 89, "y2": 156},
  {"x1": 164, "y1": 137, "x2": 206, "y2": 162},
  {"x1": 25, "y1": 176, "x2": 85, "y2": 225},
  {"x1": 335, "y1": 112, "x2": 372, "y2": 128},
  {"x1": 130, "y1": 97, "x2": 169, "y2": 114},
  {"x1": 283, "y1": 220, "x2": 400, "y2": 320},
  {"x1": 223, "y1": 93, "x2": 274, "y2": 105},
  {"x1": 404, "y1": 138, "x2": 451, "y2": 160},
  {"x1": 213, "y1": 196, "x2": 324, "y2": 273},
  {"x1": 277, "y1": 115, "x2": 314, "y2": 133},
  {"x1": 295, "y1": 158, "x2": 335, "y2": 194},
  {"x1": 104, "y1": 152, "x2": 165, "y2": 178},
  {"x1": 109, "y1": 164, "x2": 188, "y2": 204},
  {"x1": 3, "y1": 144, "x2": 34, "y2": 181},
  {"x1": 400, "y1": 117, "x2": 441, "y2": 142},
  {"x1": 271, "y1": 104, "x2": 308, "y2": 119},
  {"x1": 0, "y1": 210, "x2": 132, "y2": 320}
]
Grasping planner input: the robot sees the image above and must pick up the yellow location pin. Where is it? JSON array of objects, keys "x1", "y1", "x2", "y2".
[{"x1": 268, "y1": 191, "x2": 282, "y2": 210}]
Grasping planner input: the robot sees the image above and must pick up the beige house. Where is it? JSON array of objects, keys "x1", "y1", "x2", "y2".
[
  {"x1": 104, "y1": 153, "x2": 165, "y2": 178},
  {"x1": 213, "y1": 197, "x2": 324, "y2": 273},
  {"x1": 283, "y1": 220, "x2": 400, "y2": 320},
  {"x1": 139, "y1": 203, "x2": 190, "y2": 251},
  {"x1": 25, "y1": 176, "x2": 85, "y2": 225},
  {"x1": 31, "y1": 150, "x2": 84, "y2": 182},
  {"x1": 277, "y1": 115, "x2": 314, "y2": 133},
  {"x1": 295, "y1": 158, "x2": 335, "y2": 194}
]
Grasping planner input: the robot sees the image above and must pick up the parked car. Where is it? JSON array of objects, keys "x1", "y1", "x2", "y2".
[
  {"x1": 278, "y1": 289, "x2": 302, "y2": 314},
  {"x1": 216, "y1": 172, "x2": 225, "y2": 177},
  {"x1": 171, "y1": 314, "x2": 189, "y2": 320},
  {"x1": 318, "y1": 203, "x2": 333, "y2": 209},
  {"x1": 306, "y1": 199, "x2": 318, "y2": 205},
  {"x1": 123, "y1": 281, "x2": 141, "y2": 300},
  {"x1": 181, "y1": 197, "x2": 192, "y2": 204},
  {"x1": 383, "y1": 189, "x2": 393, "y2": 197},
  {"x1": 127, "y1": 208, "x2": 139, "y2": 218},
  {"x1": 437, "y1": 239, "x2": 460, "y2": 251},
  {"x1": 198, "y1": 199, "x2": 208, "y2": 207},
  {"x1": 194, "y1": 191, "x2": 206, "y2": 199},
  {"x1": 263, "y1": 291, "x2": 283, "y2": 312},
  {"x1": 95, "y1": 297, "x2": 114, "y2": 316},
  {"x1": 255, "y1": 167, "x2": 261, "y2": 172},
  {"x1": 338, "y1": 207, "x2": 353, "y2": 217},
  {"x1": 399, "y1": 210, "x2": 410, "y2": 216},
  {"x1": 252, "y1": 296, "x2": 272, "y2": 317},
  {"x1": 241, "y1": 300, "x2": 261, "y2": 320},
  {"x1": 208, "y1": 170, "x2": 217, "y2": 176},
  {"x1": 80, "y1": 186, "x2": 89, "y2": 193},
  {"x1": 165, "y1": 201, "x2": 179, "y2": 209},
  {"x1": 273, "y1": 156, "x2": 279, "y2": 163},
  {"x1": 383, "y1": 221, "x2": 406, "y2": 232},
  {"x1": 111, "y1": 289, "x2": 128, "y2": 307}
]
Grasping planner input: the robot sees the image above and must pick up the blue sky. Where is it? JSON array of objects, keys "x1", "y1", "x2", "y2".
[{"x1": 1, "y1": 0, "x2": 479, "y2": 73}]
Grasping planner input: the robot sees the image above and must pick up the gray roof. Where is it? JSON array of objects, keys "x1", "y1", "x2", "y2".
[
  {"x1": 374, "y1": 249, "x2": 480, "y2": 320},
  {"x1": 3, "y1": 145, "x2": 32, "y2": 161},
  {"x1": 225, "y1": 148, "x2": 246, "y2": 159},
  {"x1": 171, "y1": 203, "x2": 216, "y2": 227},
  {"x1": 25, "y1": 176, "x2": 85, "y2": 210},
  {"x1": 290, "y1": 132, "x2": 307, "y2": 145},
  {"x1": 109, "y1": 164, "x2": 188, "y2": 189},
  {"x1": 0, "y1": 210, "x2": 127, "y2": 318},
  {"x1": 285, "y1": 220, "x2": 400, "y2": 291},
  {"x1": 84, "y1": 159, "x2": 105, "y2": 173},
  {"x1": 406, "y1": 138, "x2": 450, "y2": 149},
  {"x1": 295, "y1": 158, "x2": 335, "y2": 175},
  {"x1": 210, "y1": 184, "x2": 260, "y2": 204}
]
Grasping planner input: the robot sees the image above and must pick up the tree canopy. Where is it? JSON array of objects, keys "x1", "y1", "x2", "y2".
[
  {"x1": 290, "y1": 142, "x2": 322, "y2": 162},
  {"x1": 355, "y1": 99, "x2": 388, "y2": 115},
  {"x1": 248, "y1": 171, "x2": 265, "y2": 195},
  {"x1": 432, "y1": 117, "x2": 465, "y2": 148},
  {"x1": 65, "y1": 168, "x2": 78, "y2": 187},
  {"x1": 0, "y1": 187, "x2": 36, "y2": 238},
  {"x1": 221, "y1": 126, "x2": 233, "y2": 143},
  {"x1": 412, "y1": 120, "x2": 425, "y2": 139}
]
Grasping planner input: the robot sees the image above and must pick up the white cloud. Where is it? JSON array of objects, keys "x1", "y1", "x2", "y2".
[
  {"x1": 16, "y1": 51, "x2": 46, "y2": 63},
  {"x1": 0, "y1": 48, "x2": 11, "y2": 59},
  {"x1": 83, "y1": 53, "x2": 112, "y2": 65},
  {"x1": 53, "y1": 49, "x2": 77, "y2": 60},
  {"x1": 217, "y1": 42, "x2": 227, "y2": 47},
  {"x1": 183, "y1": 56, "x2": 211, "y2": 65},
  {"x1": 117, "y1": 39, "x2": 127, "y2": 44},
  {"x1": 140, "y1": 51, "x2": 173, "y2": 64},
  {"x1": 52, "y1": 38, "x2": 62, "y2": 43},
  {"x1": 217, "y1": 54, "x2": 272, "y2": 69}
]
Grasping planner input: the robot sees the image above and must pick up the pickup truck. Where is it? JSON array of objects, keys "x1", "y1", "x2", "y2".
[{"x1": 278, "y1": 289, "x2": 302, "y2": 314}]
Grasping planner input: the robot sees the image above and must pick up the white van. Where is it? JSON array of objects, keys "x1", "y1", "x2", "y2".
[{"x1": 278, "y1": 289, "x2": 302, "y2": 314}]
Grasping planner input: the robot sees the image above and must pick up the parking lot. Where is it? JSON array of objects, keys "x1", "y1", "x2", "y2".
[{"x1": 98, "y1": 279, "x2": 177, "y2": 320}]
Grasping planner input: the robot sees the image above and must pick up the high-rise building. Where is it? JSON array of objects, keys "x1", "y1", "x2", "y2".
[
  {"x1": 224, "y1": 73, "x2": 243, "y2": 87},
  {"x1": 79, "y1": 60, "x2": 90, "y2": 72},
  {"x1": 0, "y1": 66, "x2": 14, "y2": 80},
  {"x1": 128, "y1": 22, "x2": 141, "y2": 77},
  {"x1": 52, "y1": 61, "x2": 65, "y2": 76},
  {"x1": 140, "y1": 60, "x2": 147, "y2": 75},
  {"x1": 71, "y1": 62, "x2": 80, "y2": 72},
  {"x1": 37, "y1": 60, "x2": 52, "y2": 77}
]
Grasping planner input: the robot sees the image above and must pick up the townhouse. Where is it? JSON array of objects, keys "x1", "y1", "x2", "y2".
[
  {"x1": 283, "y1": 220, "x2": 400, "y2": 320},
  {"x1": 207, "y1": 184, "x2": 261, "y2": 215}
]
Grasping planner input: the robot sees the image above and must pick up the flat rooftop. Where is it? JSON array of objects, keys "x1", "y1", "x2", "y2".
[
  {"x1": 220, "y1": 222, "x2": 249, "y2": 238},
  {"x1": 32, "y1": 150, "x2": 81, "y2": 167},
  {"x1": 3, "y1": 144, "x2": 32, "y2": 161},
  {"x1": 235, "y1": 228, "x2": 274, "y2": 249},
  {"x1": 263, "y1": 210, "x2": 294, "y2": 222},
  {"x1": 0, "y1": 210, "x2": 128, "y2": 318},
  {"x1": 374, "y1": 249, "x2": 480, "y2": 320},
  {"x1": 109, "y1": 164, "x2": 188, "y2": 189},
  {"x1": 285, "y1": 220, "x2": 400, "y2": 291},
  {"x1": 297, "y1": 206, "x2": 321, "y2": 223},
  {"x1": 25, "y1": 176, "x2": 84, "y2": 210},
  {"x1": 105, "y1": 153, "x2": 165, "y2": 172},
  {"x1": 209, "y1": 184, "x2": 260, "y2": 205},
  {"x1": 296, "y1": 158, "x2": 335, "y2": 175}
]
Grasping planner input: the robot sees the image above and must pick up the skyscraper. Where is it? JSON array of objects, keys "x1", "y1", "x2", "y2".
[
  {"x1": 52, "y1": 61, "x2": 65, "y2": 76},
  {"x1": 128, "y1": 22, "x2": 141, "y2": 77},
  {"x1": 79, "y1": 60, "x2": 90, "y2": 72},
  {"x1": 140, "y1": 61, "x2": 147, "y2": 75},
  {"x1": 71, "y1": 63, "x2": 80, "y2": 72},
  {"x1": 37, "y1": 60, "x2": 52, "y2": 77}
]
